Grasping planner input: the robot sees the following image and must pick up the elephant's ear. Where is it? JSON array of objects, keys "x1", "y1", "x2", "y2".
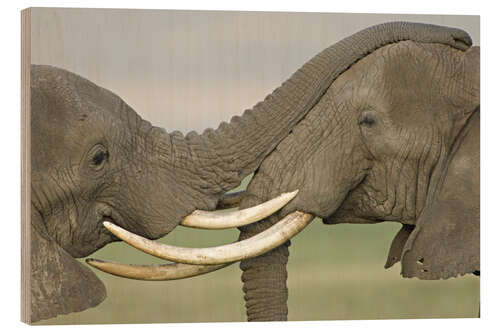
[
  {"x1": 400, "y1": 109, "x2": 479, "y2": 279},
  {"x1": 30, "y1": 211, "x2": 106, "y2": 322}
]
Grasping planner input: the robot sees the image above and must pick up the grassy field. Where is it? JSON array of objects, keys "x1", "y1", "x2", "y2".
[{"x1": 39, "y1": 178, "x2": 479, "y2": 324}]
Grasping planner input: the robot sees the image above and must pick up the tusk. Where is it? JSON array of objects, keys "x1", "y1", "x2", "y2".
[
  {"x1": 102, "y1": 211, "x2": 314, "y2": 265},
  {"x1": 215, "y1": 190, "x2": 245, "y2": 210},
  {"x1": 181, "y1": 190, "x2": 299, "y2": 229},
  {"x1": 86, "y1": 258, "x2": 230, "y2": 281}
]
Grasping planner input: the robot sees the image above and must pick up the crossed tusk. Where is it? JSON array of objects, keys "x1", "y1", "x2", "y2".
[
  {"x1": 102, "y1": 211, "x2": 313, "y2": 265},
  {"x1": 181, "y1": 190, "x2": 298, "y2": 229},
  {"x1": 87, "y1": 190, "x2": 313, "y2": 280},
  {"x1": 87, "y1": 210, "x2": 313, "y2": 280},
  {"x1": 86, "y1": 258, "x2": 231, "y2": 281}
]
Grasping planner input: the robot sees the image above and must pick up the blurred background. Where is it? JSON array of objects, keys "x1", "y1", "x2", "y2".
[{"x1": 31, "y1": 8, "x2": 480, "y2": 324}]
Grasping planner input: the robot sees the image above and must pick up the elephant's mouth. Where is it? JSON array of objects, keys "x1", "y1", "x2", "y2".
[
  {"x1": 95, "y1": 206, "x2": 125, "y2": 243},
  {"x1": 66, "y1": 203, "x2": 127, "y2": 258},
  {"x1": 98, "y1": 214, "x2": 119, "y2": 240},
  {"x1": 323, "y1": 215, "x2": 383, "y2": 225},
  {"x1": 94, "y1": 201, "x2": 119, "y2": 224}
]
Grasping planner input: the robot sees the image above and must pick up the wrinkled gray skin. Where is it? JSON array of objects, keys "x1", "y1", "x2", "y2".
[
  {"x1": 239, "y1": 41, "x2": 479, "y2": 321},
  {"x1": 28, "y1": 22, "x2": 478, "y2": 322}
]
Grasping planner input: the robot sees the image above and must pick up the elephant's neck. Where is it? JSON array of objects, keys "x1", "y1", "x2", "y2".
[{"x1": 149, "y1": 126, "x2": 238, "y2": 206}]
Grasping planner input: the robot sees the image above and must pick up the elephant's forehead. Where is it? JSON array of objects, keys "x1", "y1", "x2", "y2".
[
  {"x1": 31, "y1": 66, "x2": 120, "y2": 171},
  {"x1": 339, "y1": 42, "x2": 427, "y2": 93},
  {"x1": 327, "y1": 45, "x2": 394, "y2": 104},
  {"x1": 31, "y1": 65, "x2": 125, "y2": 123},
  {"x1": 333, "y1": 41, "x2": 457, "y2": 124}
]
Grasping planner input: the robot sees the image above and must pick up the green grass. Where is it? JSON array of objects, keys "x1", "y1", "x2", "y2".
[{"x1": 38, "y1": 177, "x2": 479, "y2": 324}]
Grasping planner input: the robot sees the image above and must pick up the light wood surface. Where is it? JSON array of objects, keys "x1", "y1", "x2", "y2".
[
  {"x1": 21, "y1": 7, "x2": 31, "y2": 324},
  {"x1": 22, "y1": 9, "x2": 480, "y2": 324}
]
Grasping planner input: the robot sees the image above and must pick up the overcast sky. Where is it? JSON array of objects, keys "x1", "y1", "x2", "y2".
[{"x1": 31, "y1": 8, "x2": 479, "y2": 133}]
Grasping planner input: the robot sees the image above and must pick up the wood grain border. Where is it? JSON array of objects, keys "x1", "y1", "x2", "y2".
[{"x1": 21, "y1": 7, "x2": 31, "y2": 324}]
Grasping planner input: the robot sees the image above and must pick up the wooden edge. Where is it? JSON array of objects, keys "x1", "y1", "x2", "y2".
[{"x1": 21, "y1": 7, "x2": 31, "y2": 325}]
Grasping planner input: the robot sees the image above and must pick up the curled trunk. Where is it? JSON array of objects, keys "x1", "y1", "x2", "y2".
[{"x1": 162, "y1": 22, "x2": 471, "y2": 199}]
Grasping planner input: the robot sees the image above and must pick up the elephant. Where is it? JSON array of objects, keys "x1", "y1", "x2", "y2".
[
  {"x1": 235, "y1": 39, "x2": 479, "y2": 320},
  {"x1": 26, "y1": 21, "x2": 478, "y2": 323}
]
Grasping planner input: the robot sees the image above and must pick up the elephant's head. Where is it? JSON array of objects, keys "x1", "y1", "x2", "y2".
[
  {"x1": 28, "y1": 62, "x2": 307, "y2": 322},
  {"x1": 27, "y1": 22, "x2": 477, "y2": 322},
  {"x1": 236, "y1": 36, "x2": 479, "y2": 320}
]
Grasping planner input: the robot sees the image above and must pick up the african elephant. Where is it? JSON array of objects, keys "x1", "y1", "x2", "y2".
[
  {"x1": 236, "y1": 38, "x2": 479, "y2": 320},
  {"x1": 26, "y1": 22, "x2": 478, "y2": 323}
]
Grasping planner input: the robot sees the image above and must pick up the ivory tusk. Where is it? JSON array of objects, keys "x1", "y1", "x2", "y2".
[
  {"x1": 215, "y1": 190, "x2": 245, "y2": 210},
  {"x1": 86, "y1": 258, "x2": 230, "y2": 281},
  {"x1": 181, "y1": 190, "x2": 299, "y2": 229},
  {"x1": 102, "y1": 211, "x2": 314, "y2": 265}
]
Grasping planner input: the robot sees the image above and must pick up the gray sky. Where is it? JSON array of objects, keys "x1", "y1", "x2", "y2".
[{"x1": 31, "y1": 8, "x2": 479, "y2": 133}]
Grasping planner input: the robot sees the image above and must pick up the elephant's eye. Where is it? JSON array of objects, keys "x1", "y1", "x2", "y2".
[
  {"x1": 88, "y1": 144, "x2": 109, "y2": 171},
  {"x1": 93, "y1": 151, "x2": 108, "y2": 166},
  {"x1": 360, "y1": 114, "x2": 376, "y2": 127}
]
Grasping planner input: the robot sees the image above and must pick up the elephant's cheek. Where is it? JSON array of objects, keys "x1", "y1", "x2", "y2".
[{"x1": 44, "y1": 205, "x2": 114, "y2": 258}]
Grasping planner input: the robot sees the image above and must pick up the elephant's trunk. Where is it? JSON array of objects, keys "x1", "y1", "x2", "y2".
[
  {"x1": 237, "y1": 192, "x2": 291, "y2": 321},
  {"x1": 172, "y1": 22, "x2": 472, "y2": 197},
  {"x1": 240, "y1": 244, "x2": 290, "y2": 321}
]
